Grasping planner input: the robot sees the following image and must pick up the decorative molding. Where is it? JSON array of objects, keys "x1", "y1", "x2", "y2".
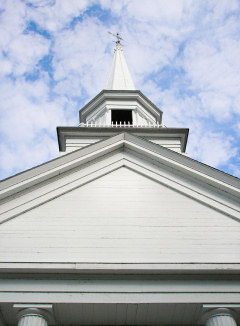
[
  {"x1": 1, "y1": 292, "x2": 240, "y2": 305},
  {"x1": 0, "y1": 262, "x2": 240, "y2": 273},
  {"x1": 203, "y1": 304, "x2": 240, "y2": 309}
]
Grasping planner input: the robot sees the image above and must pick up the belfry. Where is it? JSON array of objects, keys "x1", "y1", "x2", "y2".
[{"x1": 0, "y1": 37, "x2": 240, "y2": 326}]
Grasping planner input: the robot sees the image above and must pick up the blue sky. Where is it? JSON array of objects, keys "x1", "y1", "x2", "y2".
[{"x1": 0, "y1": 0, "x2": 240, "y2": 180}]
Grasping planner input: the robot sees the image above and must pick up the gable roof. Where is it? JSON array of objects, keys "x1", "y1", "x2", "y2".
[{"x1": 0, "y1": 132, "x2": 239, "y2": 225}]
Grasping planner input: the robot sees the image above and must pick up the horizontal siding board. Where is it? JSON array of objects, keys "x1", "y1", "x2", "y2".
[
  {"x1": 65, "y1": 138, "x2": 103, "y2": 153},
  {"x1": 66, "y1": 138, "x2": 102, "y2": 144},
  {"x1": 149, "y1": 138, "x2": 181, "y2": 152},
  {"x1": 0, "y1": 251, "x2": 239, "y2": 263},
  {"x1": 64, "y1": 137, "x2": 182, "y2": 153},
  {"x1": 1, "y1": 235, "x2": 240, "y2": 247}
]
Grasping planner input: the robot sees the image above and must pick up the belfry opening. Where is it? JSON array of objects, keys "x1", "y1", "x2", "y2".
[{"x1": 111, "y1": 109, "x2": 133, "y2": 125}]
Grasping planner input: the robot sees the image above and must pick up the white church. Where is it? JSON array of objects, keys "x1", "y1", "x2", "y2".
[{"x1": 0, "y1": 37, "x2": 240, "y2": 326}]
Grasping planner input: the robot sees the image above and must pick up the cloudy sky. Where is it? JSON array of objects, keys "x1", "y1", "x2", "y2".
[{"x1": 0, "y1": 0, "x2": 240, "y2": 180}]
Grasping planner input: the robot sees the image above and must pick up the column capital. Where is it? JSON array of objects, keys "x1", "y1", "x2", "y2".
[
  {"x1": 13, "y1": 304, "x2": 54, "y2": 325},
  {"x1": 200, "y1": 307, "x2": 238, "y2": 325}
]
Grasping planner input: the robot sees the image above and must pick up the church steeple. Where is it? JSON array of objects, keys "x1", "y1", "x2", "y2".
[
  {"x1": 105, "y1": 34, "x2": 135, "y2": 90},
  {"x1": 57, "y1": 37, "x2": 190, "y2": 156},
  {"x1": 75, "y1": 36, "x2": 162, "y2": 128}
]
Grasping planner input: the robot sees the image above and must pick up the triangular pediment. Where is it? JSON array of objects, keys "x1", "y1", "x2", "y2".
[
  {"x1": 0, "y1": 133, "x2": 239, "y2": 226},
  {"x1": 1, "y1": 167, "x2": 240, "y2": 265}
]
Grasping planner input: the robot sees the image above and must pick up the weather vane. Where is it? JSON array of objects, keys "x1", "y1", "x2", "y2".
[{"x1": 108, "y1": 31, "x2": 123, "y2": 45}]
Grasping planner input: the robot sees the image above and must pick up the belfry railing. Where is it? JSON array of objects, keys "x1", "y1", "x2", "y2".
[{"x1": 78, "y1": 122, "x2": 165, "y2": 128}]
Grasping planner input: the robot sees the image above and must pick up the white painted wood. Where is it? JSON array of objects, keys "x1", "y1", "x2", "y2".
[
  {"x1": 1, "y1": 143, "x2": 239, "y2": 226},
  {"x1": 1, "y1": 279, "x2": 240, "y2": 294},
  {"x1": 149, "y1": 137, "x2": 181, "y2": 152},
  {"x1": 79, "y1": 91, "x2": 162, "y2": 125},
  {"x1": 65, "y1": 137, "x2": 103, "y2": 152},
  {"x1": 80, "y1": 92, "x2": 161, "y2": 128},
  {"x1": 206, "y1": 314, "x2": 237, "y2": 326},
  {"x1": 1, "y1": 262, "x2": 240, "y2": 273},
  {"x1": 1, "y1": 168, "x2": 239, "y2": 263},
  {"x1": 105, "y1": 42, "x2": 135, "y2": 90},
  {"x1": 64, "y1": 136, "x2": 182, "y2": 154},
  {"x1": 66, "y1": 138, "x2": 102, "y2": 144},
  {"x1": 18, "y1": 315, "x2": 47, "y2": 326},
  {"x1": 1, "y1": 291, "x2": 240, "y2": 304},
  {"x1": 17, "y1": 309, "x2": 48, "y2": 326}
]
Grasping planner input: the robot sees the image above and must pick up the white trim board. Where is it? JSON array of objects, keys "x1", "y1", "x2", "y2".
[{"x1": 0, "y1": 262, "x2": 240, "y2": 274}]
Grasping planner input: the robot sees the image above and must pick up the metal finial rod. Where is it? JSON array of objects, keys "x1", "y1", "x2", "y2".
[{"x1": 108, "y1": 31, "x2": 123, "y2": 44}]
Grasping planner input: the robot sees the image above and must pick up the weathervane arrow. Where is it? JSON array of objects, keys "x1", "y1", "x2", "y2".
[{"x1": 108, "y1": 31, "x2": 123, "y2": 45}]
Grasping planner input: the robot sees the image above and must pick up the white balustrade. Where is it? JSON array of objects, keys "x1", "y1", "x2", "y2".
[{"x1": 78, "y1": 122, "x2": 161, "y2": 128}]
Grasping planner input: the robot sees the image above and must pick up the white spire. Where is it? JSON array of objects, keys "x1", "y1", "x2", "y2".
[{"x1": 105, "y1": 41, "x2": 135, "y2": 90}]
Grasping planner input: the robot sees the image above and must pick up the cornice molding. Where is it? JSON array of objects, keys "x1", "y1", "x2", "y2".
[{"x1": 0, "y1": 262, "x2": 240, "y2": 274}]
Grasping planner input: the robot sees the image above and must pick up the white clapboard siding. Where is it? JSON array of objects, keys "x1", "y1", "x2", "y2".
[
  {"x1": 148, "y1": 138, "x2": 181, "y2": 152},
  {"x1": 0, "y1": 167, "x2": 239, "y2": 263},
  {"x1": 65, "y1": 138, "x2": 103, "y2": 152},
  {"x1": 64, "y1": 137, "x2": 182, "y2": 154}
]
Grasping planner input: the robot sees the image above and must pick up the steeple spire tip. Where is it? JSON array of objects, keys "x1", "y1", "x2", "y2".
[{"x1": 105, "y1": 32, "x2": 135, "y2": 90}]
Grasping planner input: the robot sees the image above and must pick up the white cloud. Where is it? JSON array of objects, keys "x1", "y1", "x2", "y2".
[
  {"x1": 0, "y1": 134, "x2": 57, "y2": 179},
  {"x1": 7, "y1": 33, "x2": 50, "y2": 76},
  {"x1": 229, "y1": 164, "x2": 240, "y2": 178},
  {"x1": 204, "y1": 0, "x2": 240, "y2": 22},
  {"x1": 0, "y1": 0, "x2": 240, "y2": 179},
  {"x1": 0, "y1": 74, "x2": 72, "y2": 177},
  {"x1": 126, "y1": 0, "x2": 185, "y2": 24},
  {"x1": 27, "y1": 0, "x2": 93, "y2": 32},
  {"x1": 0, "y1": 76, "x2": 69, "y2": 136},
  {"x1": 0, "y1": 1, "x2": 51, "y2": 77},
  {"x1": 181, "y1": 14, "x2": 240, "y2": 124},
  {"x1": 0, "y1": 55, "x2": 12, "y2": 76},
  {"x1": 52, "y1": 17, "x2": 111, "y2": 97},
  {"x1": 188, "y1": 131, "x2": 238, "y2": 168},
  {"x1": 0, "y1": 0, "x2": 26, "y2": 45},
  {"x1": 199, "y1": 92, "x2": 232, "y2": 123}
]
